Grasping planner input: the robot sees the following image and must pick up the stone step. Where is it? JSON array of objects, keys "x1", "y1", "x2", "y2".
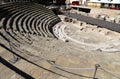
[{"x1": 4, "y1": 9, "x2": 22, "y2": 31}]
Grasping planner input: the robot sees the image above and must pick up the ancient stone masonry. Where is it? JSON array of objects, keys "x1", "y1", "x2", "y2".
[
  {"x1": 0, "y1": 2, "x2": 120, "y2": 79},
  {"x1": 64, "y1": 11, "x2": 120, "y2": 33}
]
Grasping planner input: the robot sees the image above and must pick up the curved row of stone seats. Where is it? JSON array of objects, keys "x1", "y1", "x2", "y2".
[
  {"x1": 1, "y1": 5, "x2": 33, "y2": 44},
  {"x1": 28, "y1": 4, "x2": 60, "y2": 37},
  {"x1": 31, "y1": 3, "x2": 58, "y2": 36},
  {"x1": 37, "y1": 14, "x2": 60, "y2": 37},
  {"x1": 0, "y1": 2, "x2": 61, "y2": 40},
  {"x1": 0, "y1": 2, "x2": 61, "y2": 56},
  {"x1": 24, "y1": 3, "x2": 59, "y2": 37},
  {"x1": 0, "y1": 3, "x2": 61, "y2": 65},
  {"x1": 2, "y1": 3, "x2": 40, "y2": 30},
  {"x1": 20, "y1": 3, "x2": 57, "y2": 36},
  {"x1": 24, "y1": 4, "x2": 60, "y2": 37}
]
